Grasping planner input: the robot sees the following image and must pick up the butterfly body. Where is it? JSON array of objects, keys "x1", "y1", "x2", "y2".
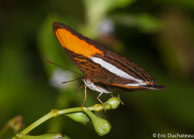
[
  {"x1": 53, "y1": 22, "x2": 165, "y2": 99},
  {"x1": 83, "y1": 79, "x2": 112, "y2": 94}
]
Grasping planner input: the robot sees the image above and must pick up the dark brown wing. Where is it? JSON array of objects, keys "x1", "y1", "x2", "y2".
[
  {"x1": 53, "y1": 22, "x2": 165, "y2": 90},
  {"x1": 89, "y1": 50, "x2": 165, "y2": 90}
]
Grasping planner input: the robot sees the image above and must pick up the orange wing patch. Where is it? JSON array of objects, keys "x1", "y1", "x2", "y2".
[
  {"x1": 55, "y1": 28, "x2": 104, "y2": 58},
  {"x1": 74, "y1": 57, "x2": 87, "y2": 63}
]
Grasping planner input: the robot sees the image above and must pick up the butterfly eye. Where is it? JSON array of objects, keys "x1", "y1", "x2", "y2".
[{"x1": 85, "y1": 79, "x2": 92, "y2": 85}]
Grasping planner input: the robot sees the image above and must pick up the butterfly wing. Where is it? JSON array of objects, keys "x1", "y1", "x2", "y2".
[
  {"x1": 53, "y1": 22, "x2": 165, "y2": 91},
  {"x1": 53, "y1": 22, "x2": 105, "y2": 78}
]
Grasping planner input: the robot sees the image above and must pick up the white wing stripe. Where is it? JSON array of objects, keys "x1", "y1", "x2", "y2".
[
  {"x1": 91, "y1": 57, "x2": 144, "y2": 83},
  {"x1": 125, "y1": 82, "x2": 147, "y2": 86}
]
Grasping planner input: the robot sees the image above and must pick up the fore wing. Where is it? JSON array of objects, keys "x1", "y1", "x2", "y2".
[{"x1": 53, "y1": 22, "x2": 105, "y2": 77}]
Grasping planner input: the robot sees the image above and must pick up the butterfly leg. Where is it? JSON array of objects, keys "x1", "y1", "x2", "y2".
[
  {"x1": 97, "y1": 92, "x2": 104, "y2": 105},
  {"x1": 118, "y1": 94, "x2": 124, "y2": 105},
  {"x1": 81, "y1": 86, "x2": 87, "y2": 106},
  {"x1": 97, "y1": 92, "x2": 107, "y2": 111}
]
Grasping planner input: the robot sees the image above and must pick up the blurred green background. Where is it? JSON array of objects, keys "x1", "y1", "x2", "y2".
[{"x1": 1, "y1": 0, "x2": 194, "y2": 138}]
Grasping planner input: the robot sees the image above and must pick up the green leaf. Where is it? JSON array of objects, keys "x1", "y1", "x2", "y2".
[
  {"x1": 82, "y1": 0, "x2": 135, "y2": 37},
  {"x1": 111, "y1": 13, "x2": 162, "y2": 33}
]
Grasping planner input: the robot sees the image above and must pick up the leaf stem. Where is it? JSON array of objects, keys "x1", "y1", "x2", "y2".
[{"x1": 19, "y1": 107, "x2": 83, "y2": 135}]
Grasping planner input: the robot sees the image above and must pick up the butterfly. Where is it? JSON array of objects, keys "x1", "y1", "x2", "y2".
[{"x1": 53, "y1": 22, "x2": 165, "y2": 105}]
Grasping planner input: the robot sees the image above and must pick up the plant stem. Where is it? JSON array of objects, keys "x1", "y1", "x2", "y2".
[{"x1": 19, "y1": 107, "x2": 83, "y2": 135}]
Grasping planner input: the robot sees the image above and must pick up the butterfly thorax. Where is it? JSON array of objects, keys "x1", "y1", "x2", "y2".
[{"x1": 83, "y1": 78, "x2": 112, "y2": 94}]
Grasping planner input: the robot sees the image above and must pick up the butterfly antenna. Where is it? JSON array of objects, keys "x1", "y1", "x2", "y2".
[
  {"x1": 44, "y1": 59, "x2": 82, "y2": 75},
  {"x1": 62, "y1": 76, "x2": 85, "y2": 84}
]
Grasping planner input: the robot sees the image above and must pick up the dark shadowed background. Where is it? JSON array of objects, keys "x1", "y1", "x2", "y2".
[{"x1": 0, "y1": 0, "x2": 194, "y2": 138}]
